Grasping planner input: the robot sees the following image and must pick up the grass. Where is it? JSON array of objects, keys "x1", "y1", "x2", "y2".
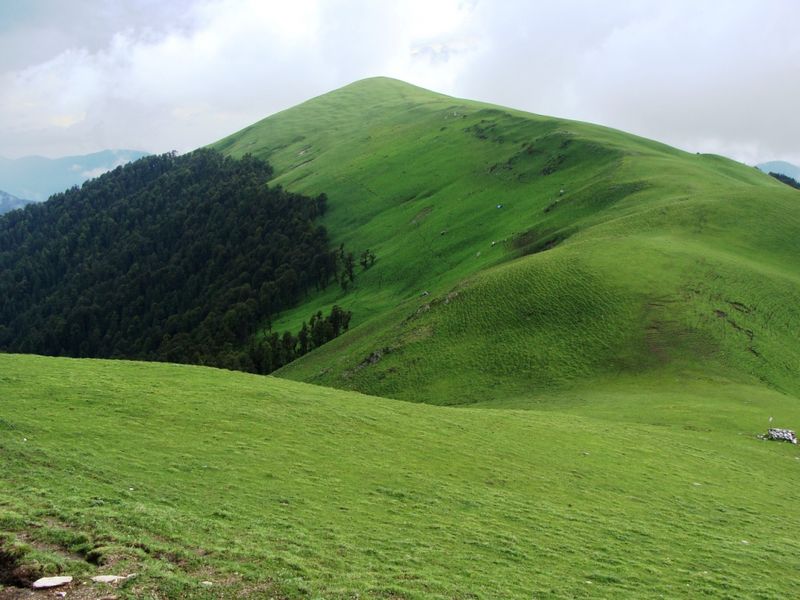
[{"x1": 2, "y1": 353, "x2": 800, "y2": 598}]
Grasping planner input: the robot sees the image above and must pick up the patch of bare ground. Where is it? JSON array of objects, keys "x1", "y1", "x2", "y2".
[{"x1": 0, "y1": 581, "x2": 120, "y2": 600}]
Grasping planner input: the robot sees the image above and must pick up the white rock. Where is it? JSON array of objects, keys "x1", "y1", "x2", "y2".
[
  {"x1": 201, "y1": 581, "x2": 213, "y2": 586},
  {"x1": 92, "y1": 575, "x2": 126, "y2": 584},
  {"x1": 766, "y1": 428, "x2": 797, "y2": 443},
  {"x1": 32, "y1": 576, "x2": 72, "y2": 589}
]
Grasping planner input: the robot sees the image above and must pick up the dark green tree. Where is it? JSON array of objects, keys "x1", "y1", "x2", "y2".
[{"x1": 0, "y1": 149, "x2": 357, "y2": 375}]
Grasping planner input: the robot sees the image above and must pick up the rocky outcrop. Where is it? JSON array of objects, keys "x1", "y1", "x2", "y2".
[
  {"x1": 761, "y1": 428, "x2": 797, "y2": 444},
  {"x1": 32, "y1": 575, "x2": 72, "y2": 588},
  {"x1": 92, "y1": 574, "x2": 130, "y2": 584}
]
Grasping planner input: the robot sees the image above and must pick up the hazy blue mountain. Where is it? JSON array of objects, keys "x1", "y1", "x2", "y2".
[
  {"x1": 756, "y1": 160, "x2": 800, "y2": 180},
  {"x1": 0, "y1": 189, "x2": 33, "y2": 214},
  {"x1": 0, "y1": 149, "x2": 149, "y2": 202}
]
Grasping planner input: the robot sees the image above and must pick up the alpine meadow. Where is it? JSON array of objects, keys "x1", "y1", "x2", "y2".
[{"x1": 2, "y1": 76, "x2": 799, "y2": 599}]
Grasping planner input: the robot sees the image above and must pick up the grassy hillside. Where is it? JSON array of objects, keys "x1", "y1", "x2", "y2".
[
  {"x1": 2, "y1": 353, "x2": 800, "y2": 599},
  {"x1": 213, "y1": 77, "x2": 800, "y2": 405}
]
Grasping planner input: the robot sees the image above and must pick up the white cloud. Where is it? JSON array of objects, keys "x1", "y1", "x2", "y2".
[{"x1": 0, "y1": 0, "x2": 797, "y2": 165}]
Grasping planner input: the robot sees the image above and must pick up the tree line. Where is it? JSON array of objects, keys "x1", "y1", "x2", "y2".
[
  {"x1": 0, "y1": 149, "x2": 358, "y2": 373},
  {"x1": 769, "y1": 171, "x2": 800, "y2": 190},
  {"x1": 247, "y1": 305, "x2": 352, "y2": 374}
]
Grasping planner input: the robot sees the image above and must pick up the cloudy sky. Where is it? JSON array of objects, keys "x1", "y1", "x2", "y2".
[{"x1": 0, "y1": 0, "x2": 797, "y2": 165}]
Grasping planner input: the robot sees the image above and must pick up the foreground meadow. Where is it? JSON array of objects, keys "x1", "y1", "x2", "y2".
[{"x1": 2, "y1": 354, "x2": 799, "y2": 598}]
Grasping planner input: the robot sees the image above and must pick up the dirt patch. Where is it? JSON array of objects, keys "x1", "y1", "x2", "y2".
[
  {"x1": 410, "y1": 206, "x2": 432, "y2": 225},
  {"x1": 511, "y1": 229, "x2": 569, "y2": 257},
  {"x1": 644, "y1": 322, "x2": 673, "y2": 365},
  {"x1": 714, "y1": 309, "x2": 754, "y2": 340},
  {"x1": 342, "y1": 346, "x2": 396, "y2": 380},
  {"x1": 403, "y1": 287, "x2": 464, "y2": 325},
  {"x1": 727, "y1": 300, "x2": 752, "y2": 314},
  {"x1": 357, "y1": 348, "x2": 393, "y2": 369},
  {"x1": 464, "y1": 120, "x2": 505, "y2": 143},
  {"x1": 14, "y1": 531, "x2": 88, "y2": 565},
  {"x1": 0, "y1": 582, "x2": 116, "y2": 599},
  {"x1": 399, "y1": 325, "x2": 433, "y2": 345},
  {"x1": 0, "y1": 543, "x2": 39, "y2": 588},
  {"x1": 541, "y1": 154, "x2": 567, "y2": 175},
  {"x1": 0, "y1": 529, "x2": 131, "y2": 598},
  {"x1": 643, "y1": 296, "x2": 714, "y2": 365}
]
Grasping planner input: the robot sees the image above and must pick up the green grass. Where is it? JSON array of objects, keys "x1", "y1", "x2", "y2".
[
  {"x1": 213, "y1": 77, "x2": 800, "y2": 407},
  {"x1": 2, "y1": 354, "x2": 800, "y2": 598},
  {"x1": 4, "y1": 78, "x2": 800, "y2": 598}
]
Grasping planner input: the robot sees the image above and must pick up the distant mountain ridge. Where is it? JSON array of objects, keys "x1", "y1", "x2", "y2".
[
  {"x1": 0, "y1": 189, "x2": 32, "y2": 214},
  {"x1": 0, "y1": 149, "x2": 149, "y2": 201},
  {"x1": 757, "y1": 160, "x2": 800, "y2": 180}
]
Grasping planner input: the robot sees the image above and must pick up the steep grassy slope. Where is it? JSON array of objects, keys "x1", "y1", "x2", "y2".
[
  {"x1": 2, "y1": 354, "x2": 800, "y2": 599},
  {"x1": 214, "y1": 77, "x2": 800, "y2": 405}
]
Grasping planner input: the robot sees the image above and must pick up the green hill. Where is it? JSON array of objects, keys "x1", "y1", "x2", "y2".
[
  {"x1": 2, "y1": 354, "x2": 799, "y2": 598},
  {"x1": 213, "y1": 77, "x2": 800, "y2": 406}
]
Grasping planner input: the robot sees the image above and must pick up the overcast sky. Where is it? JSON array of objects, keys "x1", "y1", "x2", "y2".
[{"x1": 0, "y1": 0, "x2": 797, "y2": 165}]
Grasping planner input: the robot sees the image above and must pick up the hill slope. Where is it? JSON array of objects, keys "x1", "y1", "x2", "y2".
[
  {"x1": 214, "y1": 77, "x2": 800, "y2": 405},
  {"x1": 2, "y1": 354, "x2": 799, "y2": 598}
]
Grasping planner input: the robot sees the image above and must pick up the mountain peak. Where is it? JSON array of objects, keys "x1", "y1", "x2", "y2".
[
  {"x1": 0, "y1": 189, "x2": 32, "y2": 214},
  {"x1": 757, "y1": 160, "x2": 800, "y2": 180},
  {"x1": 309, "y1": 76, "x2": 450, "y2": 108},
  {"x1": 342, "y1": 75, "x2": 429, "y2": 90}
]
